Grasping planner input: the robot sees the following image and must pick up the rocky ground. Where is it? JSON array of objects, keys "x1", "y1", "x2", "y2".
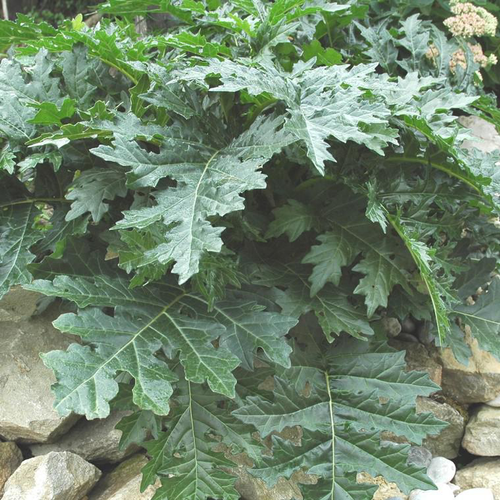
[{"x1": 1, "y1": 117, "x2": 500, "y2": 500}]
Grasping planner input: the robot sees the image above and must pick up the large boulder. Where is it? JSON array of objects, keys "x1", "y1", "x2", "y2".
[
  {"x1": 0, "y1": 303, "x2": 79, "y2": 442},
  {"x1": 30, "y1": 411, "x2": 138, "y2": 464},
  {"x1": 2, "y1": 451, "x2": 101, "y2": 500},
  {"x1": 416, "y1": 398, "x2": 466, "y2": 459},
  {"x1": 431, "y1": 334, "x2": 500, "y2": 404},
  {"x1": 462, "y1": 405, "x2": 500, "y2": 456},
  {"x1": 0, "y1": 287, "x2": 47, "y2": 322},
  {"x1": 390, "y1": 340, "x2": 442, "y2": 387},
  {"x1": 0, "y1": 442, "x2": 23, "y2": 494},
  {"x1": 88, "y1": 454, "x2": 160, "y2": 500},
  {"x1": 454, "y1": 458, "x2": 500, "y2": 499}
]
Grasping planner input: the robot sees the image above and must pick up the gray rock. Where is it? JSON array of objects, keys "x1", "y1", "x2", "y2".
[
  {"x1": 456, "y1": 489, "x2": 494, "y2": 500},
  {"x1": 407, "y1": 446, "x2": 432, "y2": 468},
  {"x1": 88, "y1": 454, "x2": 160, "y2": 500},
  {"x1": 2, "y1": 451, "x2": 101, "y2": 500},
  {"x1": 0, "y1": 304, "x2": 80, "y2": 442},
  {"x1": 486, "y1": 393, "x2": 500, "y2": 407},
  {"x1": 454, "y1": 458, "x2": 500, "y2": 498},
  {"x1": 426, "y1": 457, "x2": 456, "y2": 485},
  {"x1": 431, "y1": 333, "x2": 500, "y2": 404},
  {"x1": 459, "y1": 116, "x2": 500, "y2": 154},
  {"x1": 31, "y1": 411, "x2": 138, "y2": 463},
  {"x1": 416, "y1": 398, "x2": 466, "y2": 459},
  {"x1": 402, "y1": 318, "x2": 417, "y2": 334},
  {"x1": 462, "y1": 405, "x2": 500, "y2": 456},
  {"x1": 0, "y1": 442, "x2": 23, "y2": 494},
  {"x1": 382, "y1": 317, "x2": 402, "y2": 338},
  {"x1": 417, "y1": 324, "x2": 436, "y2": 346},
  {"x1": 390, "y1": 340, "x2": 442, "y2": 387},
  {"x1": 0, "y1": 287, "x2": 45, "y2": 322},
  {"x1": 396, "y1": 333, "x2": 419, "y2": 343}
]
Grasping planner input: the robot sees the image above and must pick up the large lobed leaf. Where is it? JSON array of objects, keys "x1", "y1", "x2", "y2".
[{"x1": 233, "y1": 332, "x2": 446, "y2": 497}]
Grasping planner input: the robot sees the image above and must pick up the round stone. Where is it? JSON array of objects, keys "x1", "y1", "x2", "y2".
[
  {"x1": 409, "y1": 485, "x2": 455, "y2": 500},
  {"x1": 426, "y1": 457, "x2": 456, "y2": 484},
  {"x1": 456, "y1": 488, "x2": 494, "y2": 500},
  {"x1": 486, "y1": 393, "x2": 500, "y2": 407}
]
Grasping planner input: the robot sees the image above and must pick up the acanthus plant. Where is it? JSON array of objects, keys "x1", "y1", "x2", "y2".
[{"x1": 0, "y1": 0, "x2": 499, "y2": 498}]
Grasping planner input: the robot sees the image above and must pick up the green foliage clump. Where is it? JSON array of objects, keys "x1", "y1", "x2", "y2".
[{"x1": 0, "y1": 0, "x2": 499, "y2": 498}]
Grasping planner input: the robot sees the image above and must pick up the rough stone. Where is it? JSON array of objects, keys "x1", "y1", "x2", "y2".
[
  {"x1": 2, "y1": 451, "x2": 101, "y2": 500},
  {"x1": 0, "y1": 442, "x2": 23, "y2": 494},
  {"x1": 456, "y1": 489, "x2": 495, "y2": 500},
  {"x1": 382, "y1": 317, "x2": 402, "y2": 338},
  {"x1": 0, "y1": 304, "x2": 80, "y2": 442},
  {"x1": 0, "y1": 287, "x2": 46, "y2": 322},
  {"x1": 459, "y1": 116, "x2": 500, "y2": 154},
  {"x1": 390, "y1": 340, "x2": 442, "y2": 387},
  {"x1": 454, "y1": 458, "x2": 500, "y2": 498},
  {"x1": 416, "y1": 398, "x2": 466, "y2": 459},
  {"x1": 356, "y1": 473, "x2": 407, "y2": 500},
  {"x1": 431, "y1": 333, "x2": 500, "y2": 403},
  {"x1": 235, "y1": 468, "x2": 317, "y2": 500},
  {"x1": 486, "y1": 393, "x2": 500, "y2": 407},
  {"x1": 88, "y1": 454, "x2": 160, "y2": 500},
  {"x1": 31, "y1": 411, "x2": 138, "y2": 463},
  {"x1": 407, "y1": 446, "x2": 432, "y2": 468},
  {"x1": 426, "y1": 457, "x2": 456, "y2": 485},
  {"x1": 462, "y1": 405, "x2": 500, "y2": 456}
]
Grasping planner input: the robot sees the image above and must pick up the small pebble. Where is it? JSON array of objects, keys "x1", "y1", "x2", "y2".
[
  {"x1": 408, "y1": 446, "x2": 433, "y2": 468},
  {"x1": 426, "y1": 457, "x2": 456, "y2": 484},
  {"x1": 486, "y1": 393, "x2": 500, "y2": 407},
  {"x1": 417, "y1": 324, "x2": 436, "y2": 345},
  {"x1": 402, "y1": 317, "x2": 417, "y2": 333},
  {"x1": 456, "y1": 489, "x2": 494, "y2": 500},
  {"x1": 382, "y1": 317, "x2": 402, "y2": 337},
  {"x1": 396, "y1": 332, "x2": 419, "y2": 343},
  {"x1": 409, "y1": 484, "x2": 454, "y2": 500},
  {"x1": 448, "y1": 483, "x2": 460, "y2": 494}
]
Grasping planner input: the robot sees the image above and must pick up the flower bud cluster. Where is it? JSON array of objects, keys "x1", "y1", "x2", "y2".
[
  {"x1": 449, "y1": 43, "x2": 498, "y2": 72},
  {"x1": 444, "y1": 1, "x2": 498, "y2": 38},
  {"x1": 426, "y1": 41, "x2": 497, "y2": 74}
]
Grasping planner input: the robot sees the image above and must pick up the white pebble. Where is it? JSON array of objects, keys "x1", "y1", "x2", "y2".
[
  {"x1": 448, "y1": 483, "x2": 461, "y2": 494},
  {"x1": 456, "y1": 488, "x2": 494, "y2": 500},
  {"x1": 486, "y1": 393, "x2": 500, "y2": 407},
  {"x1": 409, "y1": 484, "x2": 455, "y2": 500},
  {"x1": 426, "y1": 457, "x2": 456, "y2": 484}
]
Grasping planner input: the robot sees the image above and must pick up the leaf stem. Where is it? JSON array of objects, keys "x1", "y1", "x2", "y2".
[
  {"x1": 0, "y1": 198, "x2": 70, "y2": 209},
  {"x1": 324, "y1": 370, "x2": 335, "y2": 499},
  {"x1": 385, "y1": 156, "x2": 481, "y2": 194},
  {"x1": 386, "y1": 212, "x2": 447, "y2": 342}
]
